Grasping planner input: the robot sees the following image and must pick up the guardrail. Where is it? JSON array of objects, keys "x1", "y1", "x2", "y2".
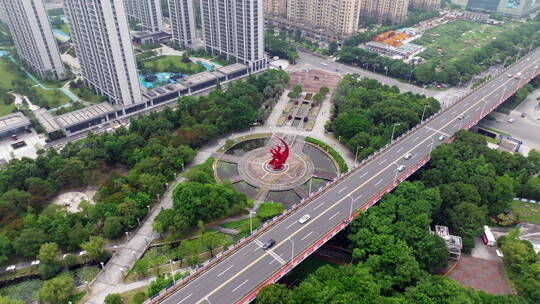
[{"x1": 145, "y1": 49, "x2": 539, "y2": 304}]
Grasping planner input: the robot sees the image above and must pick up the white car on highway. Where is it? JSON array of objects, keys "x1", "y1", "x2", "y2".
[
  {"x1": 299, "y1": 214, "x2": 311, "y2": 224},
  {"x1": 403, "y1": 153, "x2": 412, "y2": 160}
]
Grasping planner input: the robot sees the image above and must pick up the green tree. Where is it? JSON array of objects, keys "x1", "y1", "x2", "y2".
[
  {"x1": 102, "y1": 217, "x2": 125, "y2": 239},
  {"x1": 104, "y1": 293, "x2": 123, "y2": 304},
  {"x1": 502, "y1": 239, "x2": 536, "y2": 272},
  {"x1": 81, "y1": 236, "x2": 109, "y2": 262},
  {"x1": 37, "y1": 275, "x2": 75, "y2": 304},
  {"x1": 449, "y1": 202, "x2": 486, "y2": 237},
  {"x1": 257, "y1": 284, "x2": 292, "y2": 304},
  {"x1": 38, "y1": 243, "x2": 61, "y2": 279},
  {"x1": 200, "y1": 233, "x2": 227, "y2": 258},
  {"x1": 0, "y1": 234, "x2": 11, "y2": 265},
  {"x1": 0, "y1": 296, "x2": 23, "y2": 304},
  {"x1": 12, "y1": 228, "x2": 47, "y2": 257}
]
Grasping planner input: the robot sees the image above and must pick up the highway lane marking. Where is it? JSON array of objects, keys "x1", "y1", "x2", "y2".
[
  {"x1": 313, "y1": 202, "x2": 325, "y2": 210},
  {"x1": 177, "y1": 293, "x2": 193, "y2": 304},
  {"x1": 328, "y1": 212, "x2": 340, "y2": 221},
  {"x1": 412, "y1": 136, "x2": 420, "y2": 143},
  {"x1": 358, "y1": 172, "x2": 369, "y2": 179},
  {"x1": 301, "y1": 231, "x2": 314, "y2": 241},
  {"x1": 217, "y1": 265, "x2": 234, "y2": 278},
  {"x1": 440, "y1": 117, "x2": 447, "y2": 123},
  {"x1": 188, "y1": 60, "x2": 539, "y2": 304},
  {"x1": 337, "y1": 186, "x2": 349, "y2": 193},
  {"x1": 451, "y1": 110, "x2": 457, "y2": 115},
  {"x1": 379, "y1": 158, "x2": 388, "y2": 165},
  {"x1": 253, "y1": 239, "x2": 286, "y2": 265},
  {"x1": 396, "y1": 147, "x2": 404, "y2": 153},
  {"x1": 285, "y1": 221, "x2": 297, "y2": 230},
  {"x1": 231, "y1": 280, "x2": 249, "y2": 293},
  {"x1": 375, "y1": 179, "x2": 383, "y2": 186}
]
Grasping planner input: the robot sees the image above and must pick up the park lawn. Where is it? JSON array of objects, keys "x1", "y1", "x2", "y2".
[
  {"x1": 60, "y1": 23, "x2": 70, "y2": 36},
  {"x1": 0, "y1": 59, "x2": 33, "y2": 90},
  {"x1": 414, "y1": 20, "x2": 518, "y2": 62},
  {"x1": 70, "y1": 85, "x2": 106, "y2": 103},
  {"x1": 511, "y1": 200, "x2": 540, "y2": 225},
  {"x1": 143, "y1": 55, "x2": 206, "y2": 75},
  {"x1": 0, "y1": 100, "x2": 15, "y2": 116},
  {"x1": 31, "y1": 86, "x2": 71, "y2": 109}
]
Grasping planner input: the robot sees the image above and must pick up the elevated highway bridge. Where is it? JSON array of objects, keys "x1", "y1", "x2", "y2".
[{"x1": 148, "y1": 48, "x2": 540, "y2": 304}]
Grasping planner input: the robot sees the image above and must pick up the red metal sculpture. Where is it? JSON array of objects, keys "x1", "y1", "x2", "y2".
[{"x1": 268, "y1": 137, "x2": 290, "y2": 170}]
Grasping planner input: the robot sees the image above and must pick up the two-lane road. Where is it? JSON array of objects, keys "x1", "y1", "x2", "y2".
[{"x1": 156, "y1": 48, "x2": 540, "y2": 304}]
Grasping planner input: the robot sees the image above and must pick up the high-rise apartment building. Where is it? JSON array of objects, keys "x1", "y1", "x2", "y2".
[
  {"x1": 168, "y1": 0, "x2": 196, "y2": 47},
  {"x1": 264, "y1": 0, "x2": 287, "y2": 17},
  {"x1": 0, "y1": 3, "x2": 7, "y2": 24},
  {"x1": 64, "y1": 0, "x2": 143, "y2": 106},
  {"x1": 0, "y1": 0, "x2": 66, "y2": 80},
  {"x1": 124, "y1": 0, "x2": 163, "y2": 32},
  {"x1": 200, "y1": 0, "x2": 266, "y2": 72},
  {"x1": 409, "y1": 0, "x2": 441, "y2": 10},
  {"x1": 360, "y1": 0, "x2": 410, "y2": 24},
  {"x1": 286, "y1": 0, "x2": 362, "y2": 37}
]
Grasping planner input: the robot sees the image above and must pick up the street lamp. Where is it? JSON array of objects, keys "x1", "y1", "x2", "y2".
[
  {"x1": 170, "y1": 259, "x2": 175, "y2": 284},
  {"x1": 502, "y1": 56, "x2": 509, "y2": 69},
  {"x1": 249, "y1": 211, "x2": 256, "y2": 234},
  {"x1": 288, "y1": 239, "x2": 294, "y2": 262},
  {"x1": 125, "y1": 231, "x2": 129, "y2": 240},
  {"x1": 421, "y1": 104, "x2": 429, "y2": 122},
  {"x1": 390, "y1": 123, "x2": 400, "y2": 143},
  {"x1": 528, "y1": 38, "x2": 536, "y2": 54},
  {"x1": 354, "y1": 146, "x2": 363, "y2": 166},
  {"x1": 428, "y1": 137, "x2": 435, "y2": 157},
  {"x1": 348, "y1": 194, "x2": 354, "y2": 218},
  {"x1": 393, "y1": 163, "x2": 400, "y2": 185},
  {"x1": 181, "y1": 163, "x2": 185, "y2": 171},
  {"x1": 100, "y1": 262, "x2": 104, "y2": 269}
]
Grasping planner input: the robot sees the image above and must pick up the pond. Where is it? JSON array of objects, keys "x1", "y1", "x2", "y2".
[
  {"x1": 0, "y1": 265, "x2": 99, "y2": 304},
  {"x1": 225, "y1": 138, "x2": 269, "y2": 157},
  {"x1": 266, "y1": 190, "x2": 300, "y2": 208},
  {"x1": 216, "y1": 161, "x2": 239, "y2": 180},
  {"x1": 291, "y1": 117, "x2": 302, "y2": 127},
  {"x1": 232, "y1": 181, "x2": 258, "y2": 200},
  {"x1": 303, "y1": 144, "x2": 337, "y2": 172},
  {"x1": 297, "y1": 103, "x2": 309, "y2": 116},
  {"x1": 300, "y1": 177, "x2": 329, "y2": 196}
]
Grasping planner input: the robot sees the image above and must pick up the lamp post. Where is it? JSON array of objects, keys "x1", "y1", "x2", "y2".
[
  {"x1": 502, "y1": 56, "x2": 509, "y2": 69},
  {"x1": 354, "y1": 146, "x2": 363, "y2": 166},
  {"x1": 288, "y1": 239, "x2": 294, "y2": 262},
  {"x1": 181, "y1": 163, "x2": 185, "y2": 171},
  {"x1": 249, "y1": 211, "x2": 255, "y2": 234},
  {"x1": 390, "y1": 123, "x2": 400, "y2": 144},
  {"x1": 421, "y1": 104, "x2": 429, "y2": 122},
  {"x1": 348, "y1": 194, "x2": 354, "y2": 218},
  {"x1": 528, "y1": 39, "x2": 536, "y2": 54},
  {"x1": 393, "y1": 163, "x2": 400, "y2": 185},
  {"x1": 125, "y1": 231, "x2": 129, "y2": 240},
  {"x1": 515, "y1": 47, "x2": 522, "y2": 64},
  {"x1": 170, "y1": 259, "x2": 175, "y2": 284},
  {"x1": 428, "y1": 137, "x2": 435, "y2": 158}
]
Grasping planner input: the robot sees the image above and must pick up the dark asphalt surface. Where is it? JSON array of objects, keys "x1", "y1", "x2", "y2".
[{"x1": 157, "y1": 49, "x2": 540, "y2": 304}]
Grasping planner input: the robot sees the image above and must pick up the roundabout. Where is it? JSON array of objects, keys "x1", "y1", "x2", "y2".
[{"x1": 214, "y1": 134, "x2": 340, "y2": 207}]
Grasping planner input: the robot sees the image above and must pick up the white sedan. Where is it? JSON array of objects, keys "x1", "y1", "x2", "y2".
[{"x1": 299, "y1": 214, "x2": 311, "y2": 224}]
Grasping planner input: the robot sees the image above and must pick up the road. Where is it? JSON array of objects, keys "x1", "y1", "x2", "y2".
[
  {"x1": 152, "y1": 49, "x2": 540, "y2": 304},
  {"x1": 293, "y1": 51, "x2": 466, "y2": 106},
  {"x1": 480, "y1": 87, "x2": 540, "y2": 151}
]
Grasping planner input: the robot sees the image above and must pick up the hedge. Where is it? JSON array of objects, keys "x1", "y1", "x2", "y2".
[{"x1": 305, "y1": 137, "x2": 348, "y2": 173}]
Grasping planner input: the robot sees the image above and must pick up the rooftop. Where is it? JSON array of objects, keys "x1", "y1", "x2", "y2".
[
  {"x1": 217, "y1": 63, "x2": 249, "y2": 75},
  {"x1": 182, "y1": 71, "x2": 218, "y2": 87},
  {"x1": 55, "y1": 103, "x2": 115, "y2": 128},
  {"x1": 0, "y1": 112, "x2": 31, "y2": 134}
]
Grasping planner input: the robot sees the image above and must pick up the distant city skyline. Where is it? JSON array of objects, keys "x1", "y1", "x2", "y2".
[{"x1": 1, "y1": 0, "x2": 66, "y2": 80}]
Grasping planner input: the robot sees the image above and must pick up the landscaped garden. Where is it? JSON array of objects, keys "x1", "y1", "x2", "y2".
[{"x1": 140, "y1": 55, "x2": 206, "y2": 75}]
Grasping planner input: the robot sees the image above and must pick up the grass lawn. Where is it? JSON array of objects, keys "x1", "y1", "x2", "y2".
[
  {"x1": 415, "y1": 20, "x2": 518, "y2": 62},
  {"x1": 511, "y1": 200, "x2": 540, "y2": 225},
  {"x1": 60, "y1": 23, "x2": 70, "y2": 36},
  {"x1": 0, "y1": 100, "x2": 15, "y2": 116},
  {"x1": 142, "y1": 56, "x2": 206, "y2": 75},
  {"x1": 31, "y1": 86, "x2": 71, "y2": 109},
  {"x1": 70, "y1": 85, "x2": 106, "y2": 103},
  {"x1": 0, "y1": 59, "x2": 33, "y2": 90}
]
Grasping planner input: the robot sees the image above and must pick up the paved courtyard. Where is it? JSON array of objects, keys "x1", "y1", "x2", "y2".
[{"x1": 448, "y1": 255, "x2": 513, "y2": 295}]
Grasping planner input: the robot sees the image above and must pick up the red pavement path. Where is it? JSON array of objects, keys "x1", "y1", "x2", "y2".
[{"x1": 448, "y1": 256, "x2": 514, "y2": 295}]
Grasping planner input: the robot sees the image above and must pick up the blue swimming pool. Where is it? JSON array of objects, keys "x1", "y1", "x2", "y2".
[
  {"x1": 53, "y1": 29, "x2": 70, "y2": 41},
  {"x1": 197, "y1": 61, "x2": 214, "y2": 71},
  {"x1": 0, "y1": 50, "x2": 9, "y2": 57},
  {"x1": 139, "y1": 72, "x2": 187, "y2": 89}
]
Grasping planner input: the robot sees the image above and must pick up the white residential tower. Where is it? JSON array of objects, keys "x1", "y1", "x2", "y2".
[
  {"x1": 168, "y1": 0, "x2": 196, "y2": 48},
  {"x1": 200, "y1": 0, "x2": 266, "y2": 72},
  {"x1": 0, "y1": 0, "x2": 66, "y2": 80},
  {"x1": 124, "y1": 0, "x2": 164, "y2": 32},
  {"x1": 64, "y1": 0, "x2": 143, "y2": 106}
]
